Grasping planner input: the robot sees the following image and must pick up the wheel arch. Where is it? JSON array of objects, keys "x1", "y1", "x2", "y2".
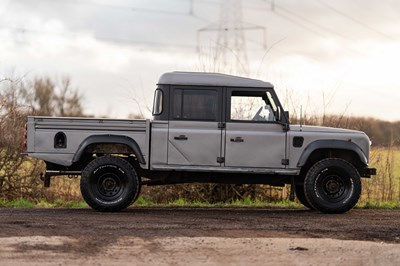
[
  {"x1": 297, "y1": 140, "x2": 368, "y2": 170},
  {"x1": 72, "y1": 135, "x2": 146, "y2": 164}
]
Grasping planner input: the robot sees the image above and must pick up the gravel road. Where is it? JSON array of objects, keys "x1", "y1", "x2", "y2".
[{"x1": 0, "y1": 207, "x2": 399, "y2": 265}]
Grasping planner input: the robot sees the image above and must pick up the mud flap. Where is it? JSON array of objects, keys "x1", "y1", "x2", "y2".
[
  {"x1": 289, "y1": 176, "x2": 295, "y2": 201},
  {"x1": 40, "y1": 172, "x2": 51, "y2": 188}
]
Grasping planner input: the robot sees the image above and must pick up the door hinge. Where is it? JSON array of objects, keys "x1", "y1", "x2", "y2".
[
  {"x1": 281, "y1": 159, "x2": 289, "y2": 166},
  {"x1": 217, "y1": 157, "x2": 225, "y2": 163},
  {"x1": 218, "y1": 122, "x2": 225, "y2": 129}
]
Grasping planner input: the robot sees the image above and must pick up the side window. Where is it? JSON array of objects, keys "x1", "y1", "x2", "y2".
[
  {"x1": 230, "y1": 91, "x2": 276, "y2": 122},
  {"x1": 152, "y1": 89, "x2": 163, "y2": 116},
  {"x1": 173, "y1": 89, "x2": 218, "y2": 121}
]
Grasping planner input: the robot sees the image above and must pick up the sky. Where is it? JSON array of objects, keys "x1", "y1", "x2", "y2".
[{"x1": 1, "y1": 0, "x2": 400, "y2": 121}]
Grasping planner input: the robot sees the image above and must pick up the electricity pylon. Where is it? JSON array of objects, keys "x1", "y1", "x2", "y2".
[{"x1": 197, "y1": 0, "x2": 266, "y2": 76}]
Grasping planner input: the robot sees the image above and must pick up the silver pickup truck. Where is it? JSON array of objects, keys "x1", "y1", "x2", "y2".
[{"x1": 25, "y1": 72, "x2": 376, "y2": 213}]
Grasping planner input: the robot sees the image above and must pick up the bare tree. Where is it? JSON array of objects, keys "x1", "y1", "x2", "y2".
[
  {"x1": 30, "y1": 77, "x2": 84, "y2": 117},
  {"x1": 53, "y1": 77, "x2": 84, "y2": 117},
  {"x1": 0, "y1": 75, "x2": 85, "y2": 200},
  {"x1": 0, "y1": 78, "x2": 43, "y2": 199}
]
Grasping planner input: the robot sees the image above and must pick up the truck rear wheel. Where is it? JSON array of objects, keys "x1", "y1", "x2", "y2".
[
  {"x1": 80, "y1": 156, "x2": 140, "y2": 212},
  {"x1": 304, "y1": 158, "x2": 361, "y2": 214}
]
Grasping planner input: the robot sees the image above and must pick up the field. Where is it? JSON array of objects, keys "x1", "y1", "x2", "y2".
[
  {"x1": 44, "y1": 147, "x2": 400, "y2": 207},
  {"x1": 1, "y1": 147, "x2": 399, "y2": 208},
  {"x1": 362, "y1": 147, "x2": 400, "y2": 204}
]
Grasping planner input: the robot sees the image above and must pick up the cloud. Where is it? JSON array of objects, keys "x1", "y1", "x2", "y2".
[{"x1": 1, "y1": 0, "x2": 400, "y2": 120}]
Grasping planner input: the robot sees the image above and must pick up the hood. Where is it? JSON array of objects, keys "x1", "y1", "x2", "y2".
[{"x1": 290, "y1": 125, "x2": 364, "y2": 135}]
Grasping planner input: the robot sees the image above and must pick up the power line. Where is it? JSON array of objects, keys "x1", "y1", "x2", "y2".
[
  {"x1": 0, "y1": 25, "x2": 197, "y2": 50},
  {"x1": 270, "y1": 9, "x2": 326, "y2": 39},
  {"x1": 315, "y1": 0, "x2": 395, "y2": 40},
  {"x1": 197, "y1": 0, "x2": 268, "y2": 75},
  {"x1": 1, "y1": 23, "x2": 268, "y2": 52},
  {"x1": 275, "y1": 4, "x2": 355, "y2": 41},
  {"x1": 175, "y1": 0, "x2": 272, "y2": 11},
  {"x1": 1, "y1": 0, "x2": 215, "y2": 49},
  {"x1": 267, "y1": 4, "x2": 365, "y2": 56},
  {"x1": 15, "y1": 0, "x2": 193, "y2": 17}
]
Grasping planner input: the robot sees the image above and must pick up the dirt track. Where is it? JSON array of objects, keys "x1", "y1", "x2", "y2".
[{"x1": 0, "y1": 208, "x2": 399, "y2": 265}]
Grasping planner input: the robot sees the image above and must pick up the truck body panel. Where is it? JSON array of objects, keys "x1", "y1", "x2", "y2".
[
  {"x1": 168, "y1": 120, "x2": 222, "y2": 166},
  {"x1": 225, "y1": 122, "x2": 287, "y2": 168},
  {"x1": 27, "y1": 116, "x2": 149, "y2": 167},
  {"x1": 286, "y1": 125, "x2": 370, "y2": 169}
]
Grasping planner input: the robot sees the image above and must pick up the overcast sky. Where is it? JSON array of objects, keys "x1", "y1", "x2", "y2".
[{"x1": 1, "y1": 0, "x2": 400, "y2": 121}]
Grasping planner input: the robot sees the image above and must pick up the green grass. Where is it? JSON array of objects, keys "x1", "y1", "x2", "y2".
[
  {"x1": 0, "y1": 198, "x2": 36, "y2": 208},
  {"x1": 0, "y1": 198, "x2": 88, "y2": 208},
  {"x1": 0, "y1": 196, "x2": 399, "y2": 209},
  {"x1": 135, "y1": 196, "x2": 304, "y2": 208},
  {"x1": 0, "y1": 197, "x2": 301, "y2": 209},
  {"x1": 357, "y1": 200, "x2": 400, "y2": 209}
]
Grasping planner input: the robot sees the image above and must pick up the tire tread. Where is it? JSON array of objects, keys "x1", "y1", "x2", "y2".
[
  {"x1": 80, "y1": 156, "x2": 140, "y2": 212},
  {"x1": 304, "y1": 158, "x2": 361, "y2": 214}
]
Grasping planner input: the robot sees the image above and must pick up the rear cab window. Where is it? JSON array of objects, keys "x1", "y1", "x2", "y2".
[{"x1": 172, "y1": 88, "x2": 218, "y2": 121}]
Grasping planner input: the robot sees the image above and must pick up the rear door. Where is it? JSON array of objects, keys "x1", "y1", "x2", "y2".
[{"x1": 167, "y1": 87, "x2": 223, "y2": 166}]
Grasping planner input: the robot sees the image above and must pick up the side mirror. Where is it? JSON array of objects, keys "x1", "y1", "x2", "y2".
[{"x1": 276, "y1": 107, "x2": 281, "y2": 122}]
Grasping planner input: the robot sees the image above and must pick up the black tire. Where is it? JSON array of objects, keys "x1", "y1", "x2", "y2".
[
  {"x1": 295, "y1": 185, "x2": 314, "y2": 210},
  {"x1": 304, "y1": 158, "x2": 361, "y2": 214},
  {"x1": 80, "y1": 156, "x2": 141, "y2": 212}
]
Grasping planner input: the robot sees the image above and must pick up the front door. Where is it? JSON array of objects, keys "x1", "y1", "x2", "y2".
[
  {"x1": 167, "y1": 87, "x2": 223, "y2": 166},
  {"x1": 224, "y1": 88, "x2": 287, "y2": 168}
]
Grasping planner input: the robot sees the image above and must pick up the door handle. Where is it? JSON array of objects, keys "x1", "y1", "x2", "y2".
[
  {"x1": 174, "y1": 135, "x2": 188, "y2": 140},
  {"x1": 230, "y1": 137, "x2": 244, "y2": 143}
]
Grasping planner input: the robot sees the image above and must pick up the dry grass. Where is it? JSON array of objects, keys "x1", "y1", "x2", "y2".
[
  {"x1": 360, "y1": 146, "x2": 400, "y2": 203},
  {"x1": 43, "y1": 146, "x2": 399, "y2": 205}
]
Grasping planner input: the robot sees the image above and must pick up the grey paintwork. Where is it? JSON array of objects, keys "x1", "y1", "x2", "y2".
[
  {"x1": 225, "y1": 122, "x2": 286, "y2": 168},
  {"x1": 26, "y1": 117, "x2": 150, "y2": 167},
  {"x1": 287, "y1": 125, "x2": 370, "y2": 169},
  {"x1": 72, "y1": 135, "x2": 146, "y2": 164},
  {"x1": 158, "y1": 72, "x2": 273, "y2": 88},
  {"x1": 168, "y1": 120, "x2": 222, "y2": 166},
  {"x1": 26, "y1": 72, "x2": 373, "y2": 177}
]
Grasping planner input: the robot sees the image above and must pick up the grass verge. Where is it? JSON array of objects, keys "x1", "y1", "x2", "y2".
[
  {"x1": 356, "y1": 200, "x2": 400, "y2": 209},
  {"x1": 0, "y1": 197, "x2": 399, "y2": 209},
  {"x1": 0, "y1": 198, "x2": 88, "y2": 208}
]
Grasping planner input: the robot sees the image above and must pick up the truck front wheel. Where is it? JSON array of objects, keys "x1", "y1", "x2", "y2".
[
  {"x1": 80, "y1": 156, "x2": 140, "y2": 212},
  {"x1": 304, "y1": 158, "x2": 361, "y2": 214}
]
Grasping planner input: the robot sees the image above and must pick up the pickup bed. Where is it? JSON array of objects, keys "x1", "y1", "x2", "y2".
[
  {"x1": 26, "y1": 117, "x2": 149, "y2": 168},
  {"x1": 25, "y1": 72, "x2": 376, "y2": 213}
]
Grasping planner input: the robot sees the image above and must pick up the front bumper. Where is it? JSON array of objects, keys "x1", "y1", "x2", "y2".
[{"x1": 359, "y1": 167, "x2": 377, "y2": 178}]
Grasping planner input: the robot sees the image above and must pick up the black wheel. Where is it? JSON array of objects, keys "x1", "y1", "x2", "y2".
[
  {"x1": 80, "y1": 156, "x2": 141, "y2": 212},
  {"x1": 304, "y1": 158, "x2": 361, "y2": 214},
  {"x1": 295, "y1": 185, "x2": 314, "y2": 210}
]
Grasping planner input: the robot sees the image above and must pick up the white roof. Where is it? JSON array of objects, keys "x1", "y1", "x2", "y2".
[{"x1": 158, "y1": 72, "x2": 273, "y2": 88}]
